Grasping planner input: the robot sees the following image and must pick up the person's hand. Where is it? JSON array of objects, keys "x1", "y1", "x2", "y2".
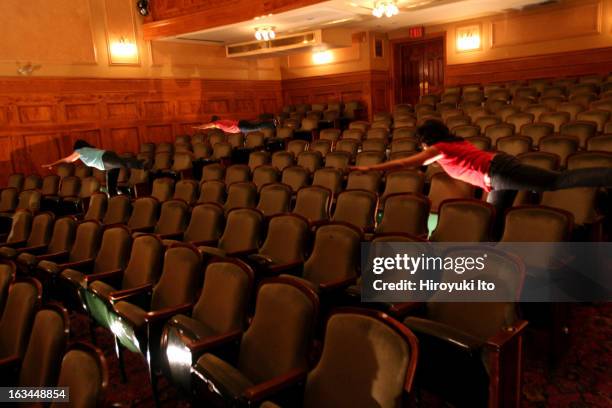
[
  {"x1": 41, "y1": 164, "x2": 53, "y2": 170},
  {"x1": 349, "y1": 165, "x2": 369, "y2": 172}
]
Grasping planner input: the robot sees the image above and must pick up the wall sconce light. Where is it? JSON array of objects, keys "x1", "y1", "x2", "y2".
[
  {"x1": 254, "y1": 27, "x2": 276, "y2": 41},
  {"x1": 312, "y1": 50, "x2": 333, "y2": 65},
  {"x1": 110, "y1": 37, "x2": 138, "y2": 59},
  {"x1": 456, "y1": 25, "x2": 481, "y2": 52}
]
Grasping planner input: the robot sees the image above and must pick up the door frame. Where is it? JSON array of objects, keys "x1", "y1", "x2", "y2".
[{"x1": 389, "y1": 32, "x2": 447, "y2": 105}]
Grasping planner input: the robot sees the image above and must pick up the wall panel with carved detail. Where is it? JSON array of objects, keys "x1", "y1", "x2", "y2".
[{"x1": 0, "y1": 77, "x2": 281, "y2": 184}]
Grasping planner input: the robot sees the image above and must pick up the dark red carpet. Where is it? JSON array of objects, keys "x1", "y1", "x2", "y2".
[{"x1": 69, "y1": 303, "x2": 612, "y2": 407}]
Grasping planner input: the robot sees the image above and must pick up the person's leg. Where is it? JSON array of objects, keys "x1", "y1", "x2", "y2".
[
  {"x1": 238, "y1": 119, "x2": 275, "y2": 133},
  {"x1": 105, "y1": 168, "x2": 120, "y2": 197},
  {"x1": 122, "y1": 156, "x2": 145, "y2": 169},
  {"x1": 490, "y1": 155, "x2": 612, "y2": 192},
  {"x1": 486, "y1": 189, "x2": 517, "y2": 240}
]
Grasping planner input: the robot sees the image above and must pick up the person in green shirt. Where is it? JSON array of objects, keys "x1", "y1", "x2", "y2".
[{"x1": 42, "y1": 140, "x2": 144, "y2": 196}]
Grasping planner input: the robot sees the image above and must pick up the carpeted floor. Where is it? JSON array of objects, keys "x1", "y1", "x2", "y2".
[{"x1": 69, "y1": 302, "x2": 612, "y2": 407}]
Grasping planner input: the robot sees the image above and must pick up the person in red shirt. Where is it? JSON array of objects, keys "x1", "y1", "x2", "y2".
[
  {"x1": 352, "y1": 120, "x2": 612, "y2": 212},
  {"x1": 195, "y1": 116, "x2": 277, "y2": 134}
]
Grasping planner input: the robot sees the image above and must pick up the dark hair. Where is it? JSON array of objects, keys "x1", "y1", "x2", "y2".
[
  {"x1": 73, "y1": 139, "x2": 93, "y2": 150},
  {"x1": 417, "y1": 119, "x2": 463, "y2": 146}
]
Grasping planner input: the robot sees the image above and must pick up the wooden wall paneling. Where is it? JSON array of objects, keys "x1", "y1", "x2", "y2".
[
  {"x1": 445, "y1": 46, "x2": 612, "y2": 85},
  {"x1": 22, "y1": 133, "x2": 62, "y2": 174},
  {"x1": 0, "y1": 135, "x2": 15, "y2": 177},
  {"x1": 144, "y1": 124, "x2": 175, "y2": 144},
  {"x1": 107, "y1": 127, "x2": 140, "y2": 154},
  {"x1": 65, "y1": 129, "x2": 102, "y2": 155}
]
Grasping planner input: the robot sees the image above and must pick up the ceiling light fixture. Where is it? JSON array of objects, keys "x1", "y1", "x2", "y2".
[
  {"x1": 254, "y1": 27, "x2": 276, "y2": 41},
  {"x1": 372, "y1": 0, "x2": 399, "y2": 18}
]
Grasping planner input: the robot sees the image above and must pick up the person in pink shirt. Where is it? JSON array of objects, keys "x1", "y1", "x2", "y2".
[
  {"x1": 352, "y1": 120, "x2": 612, "y2": 213},
  {"x1": 196, "y1": 116, "x2": 277, "y2": 134}
]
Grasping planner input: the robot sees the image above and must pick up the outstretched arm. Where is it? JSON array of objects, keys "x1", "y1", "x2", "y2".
[
  {"x1": 42, "y1": 151, "x2": 80, "y2": 169},
  {"x1": 350, "y1": 147, "x2": 442, "y2": 172},
  {"x1": 195, "y1": 122, "x2": 218, "y2": 130}
]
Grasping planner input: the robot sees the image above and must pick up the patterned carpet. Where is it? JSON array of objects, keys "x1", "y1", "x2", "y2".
[{"x1": 70, "y1": 302, "x2": 612, "y2": 407}]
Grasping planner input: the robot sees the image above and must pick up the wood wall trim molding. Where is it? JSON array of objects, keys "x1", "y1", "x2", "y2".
[
  {"x1": 0, "y1": 76, "x2": 281, "y2": 183},
  {"x1": 445, "y1": 46, "x2": 612, "y2": 85},
  {"x1": 143, "y1": 0, "x2": 326, "y2": 40}
]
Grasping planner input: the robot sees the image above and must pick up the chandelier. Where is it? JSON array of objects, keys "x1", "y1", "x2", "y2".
[
  {"x1": 254, "y1": 27, "x2": 276, "y2": 41},
  {"x1": 372, "y1": 0, "x2": 399, "y2": 18}
]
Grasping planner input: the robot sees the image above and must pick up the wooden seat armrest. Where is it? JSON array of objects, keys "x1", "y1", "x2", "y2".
[
  {"x1": 109, "y1": 283, "x2": 153, "y2": 302},
  {"x1": 36, "y1": 251, "x2": 69, "y2": 262},
  {"x1": 59, "y1": 258, "x2": 94, "y2": 271},
  {"x1": 319, "y1": 276, "x2": 357, "y2": 292},
  {"x1": 144, "y1": 303, "x2": 194, "y2": 324},
  {"x1": 84, "y1": 269, "x2": 124, "y2": 285},
  {"x1": 187, "y1": 330, "x2": 243, "y2": 356},
  {"x1": 157, "y1": 232, "x2": 184, "y2": 241},
  {"x1": 242, "y1": 368, "x2": 307, "y2": 403},
  {"x1": 485, "y1": 320, "x2": 528, "y2": 351}
]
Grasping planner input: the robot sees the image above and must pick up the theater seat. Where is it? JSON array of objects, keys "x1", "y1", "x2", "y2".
[
  {"x1": 84, "y1": 192, "x2": 107, "y2": 222},
  {"x1": 404, "y1": 247, "x2": 526, "y2": 407},
  {"x1": 127, "y1": 197, "x2": 159, "y2": 232},
  {"x1": 10, "y1": 304, "x2": 68, "y2": 387},
  {"x1": 51, "y1": 342, "x2": 108, "y2": 408},
  {"x1": 198, "y1": 180, "x2": 226, "y2": 204},
  {"x1": 109, "y1": 244, "x2": 202, "y2": 403},
  {"x1": 271, "y1": 151, "x2": 294, "y2": 172},
  {"x1": 0, "y1": 262, "x2": 15, "y2": 316},
  {"x1": 259, "y1": 309, "x2": 419, "y2": 408},
  {"x1": 430, "y1": 199, "x2": 494, "y2": 242},
  {"x1": 257, "y1": 183, "x2": 292, "y2": 217},
  {"x1": 198, "y1": 208, "x2": 263, "y2": 259},
  {"x1": 161, "y1": 259, "x2": 254, "y2": 392},
  {"x1": 376, "y1": 193, "x2": 430, "y2": 238},
  {"x1": 102, "y1": 195, "x2": 131, "y2": 226},
  {"x1": 192, "y1": 276, "x2": 318, "y2": 406},
  {"x1": 83, "y1": 234, "x2": 163, "y2": 331},
  {"x1": 332, "y1": 190, "x2": 378, "y2": 232},
  {"x1": 0, "y1": 212, "x2": 54, "y2": 260},
  {"x1": 293, "y1": 186, "x2": 332, "y2": 223}
]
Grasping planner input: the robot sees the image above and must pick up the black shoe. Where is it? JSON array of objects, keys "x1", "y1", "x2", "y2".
[{"x1": 210, "y1": 115, "x2": 220, "y2": 122}]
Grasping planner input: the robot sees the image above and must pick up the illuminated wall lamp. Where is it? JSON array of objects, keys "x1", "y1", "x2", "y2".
[
  {"x1": 110, "y1": 36, "x2": 138, "y2": 58},
  {"x1": 312, "y1": 50, "x2": 333, "y2": 65},
  {"x1": 456, "y1": 25, "x2": 481, "y2": 52}
]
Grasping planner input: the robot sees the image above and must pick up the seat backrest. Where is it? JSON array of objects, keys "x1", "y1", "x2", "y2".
[
  {"x1": 319, "y1": 128, "x2": 341, "y2": 142},
  {"x1": 56, "y1": 163, "x2": 75, "y2": 179},
  {"x1": 392, "y1": 127, "x2": 417, "y2": 140},
  {"x1": 252, "y1": 165, "x2": 280, "y2": 190},
  {"x1": 0, "y1": 280, "x2": 40, "y2": 359},
  {"x1": 93, "y1": 227, "x2": 131, "y2": 274},
  {"x1": 521, "y1": 122, "x2": 554, "y2": 146},
  {"x1": 281, "y1": 166, "x2": 310, "y2": 192},
  {"x1": 224, "y1": 165, "x2": 250, "y2": 185},
  {"x1": 430, "y1": 199, "x2": 494, "y2": 242},
  {"x1": 7, "y1": 210, "x2": 33, "y2": 244},
  {"x1": 184, "y1": 203, "x2": 224, "y2": 244},
  {"x1": 539, "y1": 136, "x2": 579, "y2": 166},
  {"x1": 248, "y1": 151, "x2": 270, "y2": 171},
  {"x1": 19, "y1": 306, "x2": 68, "y2": 387},
  {"x1": 59, "y1": 176, "x2": 80, "y2": 198},
  {"x1": 102, "y1": 195, "x2": 130, "y2": 225},
  {"x1": 151, "y1": 245, "x2": 202, "y2": 310},
  {"x1": 587, "y1": 135, "x2": 612, "y2": 152},
  {"x1": 41, "y1": 175, "x2": 60, "y2": 196},
  {"x1": 390, "y1": 138, "x2": 418, "y2": 154},
  {"x1": 7, "y1": 174, "x2": 24, "y2": 191},
  {"x1": 245, "y1": 132, "x2": 265, "y2": 149},
  {"x1": 540, "y1": 111, "x2": 570, "y2": 132},
  {"x1": 259, "y1": 214, "x2": 309, "y2": 264},
  {"x1": 293, "y1": 186, "x2": 331, "y2": 223},
  {"x1": 17, "y1": 189, "x2": 42, "y2": 212},
  {"x1": 224, "y1": 182, "x2": 257, "y2": 212},
  {"x1": 506, "y1": 112, "x2": 534, "y2": 133},
  {"x1": 287, "y1": 140, "x2": 308, "y2": 157},
  {"x1": 46, "y1": 217, "x2": 77, "y2": 254},
  {"x1": 193, "y1": 142, "x2": 212, "y2": 159},
  {"x1": 335, "y1": 139, "x2": 359, "y2": 157},
  {"x1": 452, "y1": 124, "x2": 481, "y2": 138},
  {"x1": 198, "y1": 181, "x2": 226, "y2": 204},
  {"x1": 426, "y1": 248, "x2": 523, "y2": 340},
  {"x1": 355, "y1": 151, "x2": 385, "y2": 167},
  {"x1": 226, "y1": 133, "x2": 244, "y2": 149},
  {"x1": 84, "y1": 193, "x2": 107, "y2": 222},
  {"x1": 501, "y1": 206, "x2": 572, "y2": 242},
  {"x1": 428, "y1": 173, "x2": 475, "y2": 213},
  {"x1": 377, "y1": 193, "x2": 430, "y2": 236},
  {"x1": 301, "y1": 149, "x2": 326, "y2": 172},
  {"x1": 382, "y1": 170, "x2": 425, "y2": 198},
  {"x1": 69, "y1": 221, "x2": 102, "y2": 263},
  {"x1": 346, "y1": 171, "x2": 381, "y2": 193},
  {"x1": 173, "y1": 180, "x2": 198, "y2": 205},
  {"x1": 271, "y1": 151, "x2": 295, "y2": 172},
  {"x1": 155, "y1": 199, "x2": 189, "y2": 235},
  {"x1": 201, "y1": 163, "x2": 225, "y2": 182},
  {"x1": 26, "y1": 212, "x2": 54, "y2": 248},
  {"x1": 127, "y1": 197, "x2": 159, "y2": 230},
  {"x1": 217, "y1": 208, "x2": 263, "y2": 254},
  {"x1": 257, "y1": 183, "x2": 292, "y2": 217},
  {"x1": 342, "y1": 129, "x2": 364, "y2": 141},
  {"x1": 0, "y1": 188, "x2": 18, "y2": 212},
  {"x1": 312, "y1": 168, "x2": 343, "y2": 195},
  {"x1": 122, "y1": 234, "x2": 163, "y2": 289},
  {"x1": 50, "y1": 344, "x2": 108, "y2": 408},
  {"x1": 332, "y1": 190, "x2": 377, "y2": 231},
  {"x1": 151, "y1": 178, "x2": 175, "y2": 202},
  {"x1": 153, "y1": 152, "x2": 172, "y2": 170},
  {"x1": 238, "y1": 277, "x2": 318, "y2": 384},
  {"x1": 560, "y1": 120, "x2": 597, "y2": 149},
  {"x1": 304, "y1": 311, "x2": 417, "y2": 408},
  {"x1": 191, "y1": 260, "x2": 253, "y2": 335},
  {"x1": 496, "y1": 135, "x2": 532, "y2": 157},
  {"x1": 303, "y1": 223, "x2": 361, "y2": 285},
  {"x1": 78, "y1": 177, "x2": 100, "y2": 198}
]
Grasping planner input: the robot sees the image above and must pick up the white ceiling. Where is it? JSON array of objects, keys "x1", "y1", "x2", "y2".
[{"x1": 171, "y1": 0, "x2": 551, "y2": 45}]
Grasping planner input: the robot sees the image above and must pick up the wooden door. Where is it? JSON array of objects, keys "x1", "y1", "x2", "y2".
[{"x1": 395, "y1": 37, "x2": 445, "y2": 105}]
